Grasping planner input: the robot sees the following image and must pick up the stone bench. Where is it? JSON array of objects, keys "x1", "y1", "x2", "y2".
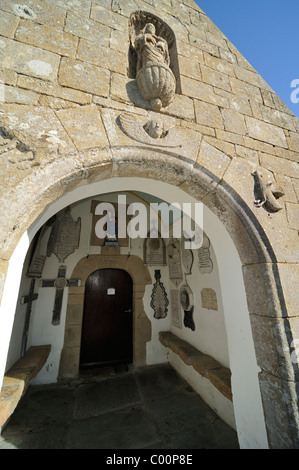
[
  {"x1": 159, "y1": 331, "x2": 232, "y2": 401},
  {"x1": 0, "y1": 345, "x2": 51, "y2": 432}
]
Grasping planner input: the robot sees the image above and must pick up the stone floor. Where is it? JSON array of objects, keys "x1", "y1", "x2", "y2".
[{"x1": 0, "y1": 363, "x2": 239, "y2": 450}]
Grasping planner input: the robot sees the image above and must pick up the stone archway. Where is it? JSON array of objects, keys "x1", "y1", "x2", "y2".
[
  {"x1": 58, "y1": 249, "x2": 152, "y2": 380},
  {"x1": 0, "y1": 148, "x2": 298, "y2": 449}
]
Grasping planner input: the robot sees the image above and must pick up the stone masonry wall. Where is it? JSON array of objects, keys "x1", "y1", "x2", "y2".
[
  {"x1": 0, "y1": 0, "x2": 299, "y2": 448},
  {"x1": 0, "y1": 0, "x2": 298, "y2": 260}
]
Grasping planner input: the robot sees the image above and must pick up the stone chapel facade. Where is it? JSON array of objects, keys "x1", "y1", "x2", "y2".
[{"x1": 0, "y1": 0, "x2": 298, "y2": 450}]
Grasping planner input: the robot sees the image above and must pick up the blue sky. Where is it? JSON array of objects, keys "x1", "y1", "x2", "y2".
[{"x1": 194, "y1": 0, "x2": 299, "y2": 117}]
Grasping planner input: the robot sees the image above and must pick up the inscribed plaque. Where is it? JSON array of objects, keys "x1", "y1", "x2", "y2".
[
  {"x1": 170, "y1": 290, "x2": 182, "y2": 329},
  {"x1": 201, "y1": 288, "x2": 218, "y2": 311},
  {"x1": 198, "y1": 233, "x2": 213, "y2": 274},
  {"x1": 167, "y1": 238, "x2": 183, "y2": 286},
  {"x1": 144, "y1": 232, "x2": 166, "y2": 265},
  {"x1": 47, "y1": 207, "x2": 81, "y2": 263},
  {"x1": 181, "y1": 238, "x2": 194, "y2": 274}
]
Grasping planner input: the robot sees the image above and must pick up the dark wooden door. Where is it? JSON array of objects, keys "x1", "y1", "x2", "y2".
[{"x1": 80, "y1": 269, "x2": 133, "y2": 368}]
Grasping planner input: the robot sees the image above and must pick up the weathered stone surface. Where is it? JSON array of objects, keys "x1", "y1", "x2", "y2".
[
  {"x1": 65, "y1": 11, "x2": 111, "y2": 45},
  {"x1": 77, "y1": 39, "x2": 127, "y2": 75},
  {"x1": 90, "y1": 3, "x2": 128, "y2": 31},
  {"x1": 17, "y1": 75, "x2": 92, "y2": 105},
  {"x1": 0, "y1": 0, "x2": 66, "y2": 28},
  {"x1": 203, "y1": 52, "x2": 235, "y2": 77},
  {"x1": 259, "y1": 372, "x2": 296, "y2": 449},
  {"x1": 56, "y1": 104, "x2": 109, "y2": 150},
  {"x1": 259, "y1": 152, "x2": 299, "y2": 179},
  {"x1": 0, "y1": 104, "x2": 76, "y2": 155},
  {"x1": 0, "y1": 37, "x2": 60, "y2": 81},
  {"x1": 221, "y1": 108, "x2": 247, "y2": 135},
  {"x1": 181, "y1": 75, "x2": 229, "y2": 107},
  {"x1": 178, "y1": 55, "x2": 202, "y2": 80},
  {"x1": 230, "y1": 77, "x2": 263, "y2": 103},
  {"x1": 201, "y1": 64, "x2": 232, "y2": 92},
  {"x1": 0, "y1": 10, "x2": 19, "y2": 38},
  {"x1": 287, "y1": 132, "x2": 299, "y2": 152},
  {"x1": 197, "y1": 140, "x2": 231, "y2": 180},
  {"x1": 15, "y1": 19, "x2": 78, "y2": 57},
  {"x1": 58, "y1": 58, "x2": 110, "y2": 97},
  {"x1": 194, "y1": 100, "x2": 224, "y2": 129},
  {"x1": 286, "y1": 203, "x2": 299, "y2": 230},
  {"x1": 207, "y1": 368, "x2": 232, "y2": 401},
  {"x1": 2, "y1": 85, "x2": 39, "y2": 105},
  {"x1": 245, "y1": 116, "x2": 288, "y2": 148}
]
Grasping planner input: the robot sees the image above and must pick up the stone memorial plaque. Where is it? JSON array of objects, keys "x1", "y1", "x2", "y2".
[
  {"x1": 47, "y1": 207, "x2": 81, "y2": 263},
  {"x1": 170, "y1": 290, "x2": 182, "y2": 329},
  {"x1": 181, "y1": 238, "x2": 194, "y2": 274},
  {"x1": 167, "y1": 238, "x2": 183, "y2": 286},
  {"x1": 144, "y1": 231, "x2": 166, "y2": 265},
  {"x1": 198, "y1": 233, "x2": 213, "y2": 274},
  {"x1": 27, "y1": 222, "x2": 53, "y2": 278},
  {"x1": 201, "y1": 288, "x2": 218, "y2": 311}
]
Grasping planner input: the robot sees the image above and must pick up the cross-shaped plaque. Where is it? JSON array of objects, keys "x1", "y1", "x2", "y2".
[
  {"x1": 41, "y1": 265, "x2": 81, "y2": 325},
  {"x1": 21, "y1": 278, "x2": 39, "y2": 355}
]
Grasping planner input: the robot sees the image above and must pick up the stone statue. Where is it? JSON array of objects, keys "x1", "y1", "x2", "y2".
[
  {"x1": 135, "y1": 23, "x2": 170, "y2": 72},
  {"x1": 252, "y1": 170, "x2": 285, "y2": 212},
  {"x1": 134, "y1": 23, "x2": 176, "y2": 112}
]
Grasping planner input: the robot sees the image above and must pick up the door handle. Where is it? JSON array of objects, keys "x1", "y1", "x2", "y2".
[{"x1": 124, "y1": 309, "x2": 132, "y2": 313}]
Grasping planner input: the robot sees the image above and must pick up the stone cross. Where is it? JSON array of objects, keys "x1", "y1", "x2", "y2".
[
  {"x1": 21, "y1": 278, "x2": 39, "y2": 356},
  {"x1": 41, "y1": 265, "x2": 81, "y2": 325}
]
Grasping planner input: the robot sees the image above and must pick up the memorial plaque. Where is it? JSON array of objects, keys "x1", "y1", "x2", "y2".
[
  {"x1": 181, "y1": 238, "x2": 194, "y2": 274},
  {"x1": 27, "y1": 222, "x2": 53, "y2": 278},
  {"x1": 170, "y1": 290, "x2": 182, "y2": 329},
  {"x1": 201, "y1": 288, "x2": 218, "y2": 311},
  {"x1": 198, "y1": 233, "x2": 213, "y2": 274},
  {"x1": 167, "y1": 238, "x2": 183, "y2": 286},
  {"x1": 47, "y1": 207, "x2": 81, "y2": 263}
]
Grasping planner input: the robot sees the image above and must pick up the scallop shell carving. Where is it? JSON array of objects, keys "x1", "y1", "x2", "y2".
[{"x1": 136, "y1": 63, "x2": 176, "y2": 111}]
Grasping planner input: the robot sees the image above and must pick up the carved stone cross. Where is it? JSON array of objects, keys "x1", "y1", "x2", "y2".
[
  {"x1": 21, "y1": 278, "x2": 39, "y2": 356},
  {"x1": 41, "y1": 265, "x2": 81, "y2": 325}
]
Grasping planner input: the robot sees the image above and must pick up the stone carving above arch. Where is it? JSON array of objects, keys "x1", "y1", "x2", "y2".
[
  {"x1": 118, "y1": 112, "x2": 182, "y2": 148},
  {"x1": 129, "y1": 11, "x2": 181, "y2": 112}
]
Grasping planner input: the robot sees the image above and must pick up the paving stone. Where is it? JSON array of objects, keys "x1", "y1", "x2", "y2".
[{"x1": 0, "y1": 365, "x2": 239, "y2": 449}]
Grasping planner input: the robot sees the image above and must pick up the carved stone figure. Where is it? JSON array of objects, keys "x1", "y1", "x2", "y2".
[
  {"x1": 252, "y1": 170, "x2": 285, "y2": 212},
  {"x1": 134, "y1": 23, "x2": 176, "y2": 111},
  {"x1": 119, "y1": 113, "x2": 181, "y2": 147}
]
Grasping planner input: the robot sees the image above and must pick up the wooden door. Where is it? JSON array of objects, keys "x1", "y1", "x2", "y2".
[{"x1": 80, "y1": 269, "x2": 133, "y2": 368}]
